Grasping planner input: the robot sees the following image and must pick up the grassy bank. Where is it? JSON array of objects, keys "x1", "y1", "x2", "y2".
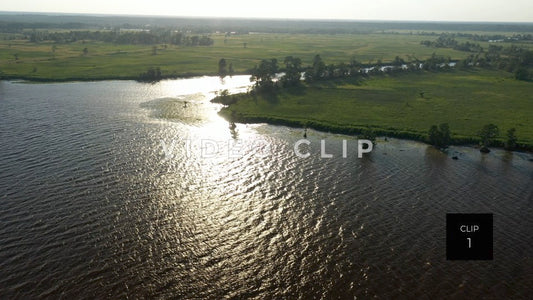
[
  {"x1": 0, "y1": 33, "x2": 480, "y2": 81},
  {"x1": 218, "y1": 69, "x2": 533, "y2": 149}
]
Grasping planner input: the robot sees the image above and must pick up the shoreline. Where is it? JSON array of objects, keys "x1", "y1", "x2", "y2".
[
  {"x1": 219, "y1": 111, "x2": 533, "y2": 153},
  {"x1": 213, "y1": 69, "x2": 533, "y2": 152},
  {"x1": 2, "y1": 73, "x2": 531, "y2": 152},
  {"x1": 0, "y1": 72, "x2": 250, "y2": 83}
]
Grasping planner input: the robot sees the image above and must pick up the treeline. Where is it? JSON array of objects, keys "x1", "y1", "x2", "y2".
[
  {"x1": 24, "y1": 30, "x2": 214, "y2": 46},
  {"x1": 422, "y1": 34, "x2": 533, "y2": 80},
  {"x1": 0, "y1": 21, "x2": 89, "y2": 32},
  {"x1": 468, "y1": 33, "x2": 533, "y2": 42},
  {"x1": 3, "y1": 15, "x2": 533, "y2": 35},
  {"x1": 242, "y1": 53, "x2": 458, "y2": 93},
  {"x1": 239, "y1": 41, "x2": 532, "y2": 93},
  {"x1": 421, "y1": 35, "x2": 483, "y2": 52},
  {"x1": 418, "y1": 32, "x2": 533, "y2": 42},
  {"x1": 464, "y1": 47, "x2": 533, "y2": 81}
]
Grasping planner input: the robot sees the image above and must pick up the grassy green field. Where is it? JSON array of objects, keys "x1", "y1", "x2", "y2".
[
  {"x1": 0, "y1": 33, "x2": 477, "y2": 81},
  {"x1": 220, "y1": 69, "x2": 533, "y2": 148},
  {"x1": 2, "y1": 30, "x2": 532, "y2": 148}
]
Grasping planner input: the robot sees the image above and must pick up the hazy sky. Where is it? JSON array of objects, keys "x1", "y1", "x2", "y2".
[{"x1": 1, "y1": 0, "x2": 532, "y2": 22}]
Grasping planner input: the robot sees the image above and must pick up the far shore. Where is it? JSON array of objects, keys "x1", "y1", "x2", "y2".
[{"x1": 0, "y1": 72, "x2": 251, "y2": 83}]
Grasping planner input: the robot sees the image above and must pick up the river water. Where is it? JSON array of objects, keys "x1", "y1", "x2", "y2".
[{"x1": 0, "y1": 76, "x2": 531, "y2": 298}]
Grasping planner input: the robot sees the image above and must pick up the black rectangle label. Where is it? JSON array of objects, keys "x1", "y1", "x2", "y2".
[{"x1": 446, "y1": 213, "x2": 493, "y2": 260}]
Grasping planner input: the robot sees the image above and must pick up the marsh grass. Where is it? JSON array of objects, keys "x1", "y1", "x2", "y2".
[
  {"x1": 0, "y1": 33, "x2": 483, "y2": 81},
  {"x1": 219, "y1": 69, "x2": 533, "y2": 148}
]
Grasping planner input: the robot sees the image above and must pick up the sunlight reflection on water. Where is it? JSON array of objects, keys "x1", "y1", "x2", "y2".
[{"x1": 0, "y1": 77, "x2": 531, "y2": 298}]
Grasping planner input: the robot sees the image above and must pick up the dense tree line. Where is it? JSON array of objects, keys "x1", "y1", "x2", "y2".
[
  {"x1": 460, "y1": 46, "x2": 533, "y2": 80},
  {"x1": 421, "y1": 35, "x2": 483, "y2": 52},
  {"x1": 244, "y1": 39, "x2": 532, "y2": 93},
  {"x1": 469, "y1": 33, "x2": 533, "y2": 42},
  {"x1": 4, "y1": 16, "x2": 533, "y2": 35},
  {"x1": 0, "y1": 21, "x2": 88, "y2": 32},
  {"x1": 24, "y1": 30, "x2": 213, "y2": 46},
  {"x1": 244, "y1": 53, "x2": 458, "y2": 94},
  {"x1": 421, "y1": 34, "x2": 533, "y2": 81},
  {"x1": 418, "y1": 32, "x2": 533, "y2": 42}
]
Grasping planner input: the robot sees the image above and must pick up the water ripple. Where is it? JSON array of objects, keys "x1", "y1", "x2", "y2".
[{"x1": 0, "y1": 79, "x2": 531, "y2": 298}]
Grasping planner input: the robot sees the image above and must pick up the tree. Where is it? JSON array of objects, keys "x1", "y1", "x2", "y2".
[
  {"x1": 190, "y1": 36, "x2": 200, "y2": 46},
  {"x1": 138, "y1": 67, "x2": 162, "y2": 82},
  {"x1": 228, "y1": 63, "x2": 234, "y2": 77},
  {"x1": 428, "y1": 125, "x2": 440, "y2": 146},
  {"x1": 30, "y1": 33, "x2": 38, "y2": 43},
  {"x1": 428, "y1": 123, "x2": 451, "y2": 148},
  {"x1": 218, "y1": 58, "x2": 227, "y2": 78},
  {"x1": 479, "y1": 124, "x2": 499, "y2": 147},
  {"x1": 505, "y1": 128, "x2": 517, "y2": 150},
  {"x1": 219, "y1": 89, "x2": 229, "y2": 97},
  {"x1": 212, "y1": 89, "x2": 237, "y2": 105},
  {"x1": 250, "y1": 58, "x2": 278, "y2": 90},
  {"x1": 281, "y1": 56, "x2": 302, "y2": 87},
  {"x1": 349, "y1": 57, "x2": 361, "y2": 76},
  {"x1": 514, "y1": 68, "x2": 530, "y2": 81},
  {"x1": 392, "y1": 56, "x2": 405, "y2": 66},
  {"x1": 337, "y1": 63, "x2": 349, "y2": 77},
  {"x1": 439, "y1": 123, "x2": 451, "y2": 146},
  {"x1": 325, "y1": 64, "x2": 336, "y2": 79},
  {"x1": 360, "y1": 128, "x2": 376, "y2": 146},
  {"x1": 349, "y1": 57, "x2": 361, "y2": 68},
  {"x1": 305, "y1": 54, "x2": 325, "y2": 82}
]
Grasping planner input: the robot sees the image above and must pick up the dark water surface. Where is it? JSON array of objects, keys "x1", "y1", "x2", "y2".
[{"x1": 0, "y1": 78, "x2": 532, "y2": 299}]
